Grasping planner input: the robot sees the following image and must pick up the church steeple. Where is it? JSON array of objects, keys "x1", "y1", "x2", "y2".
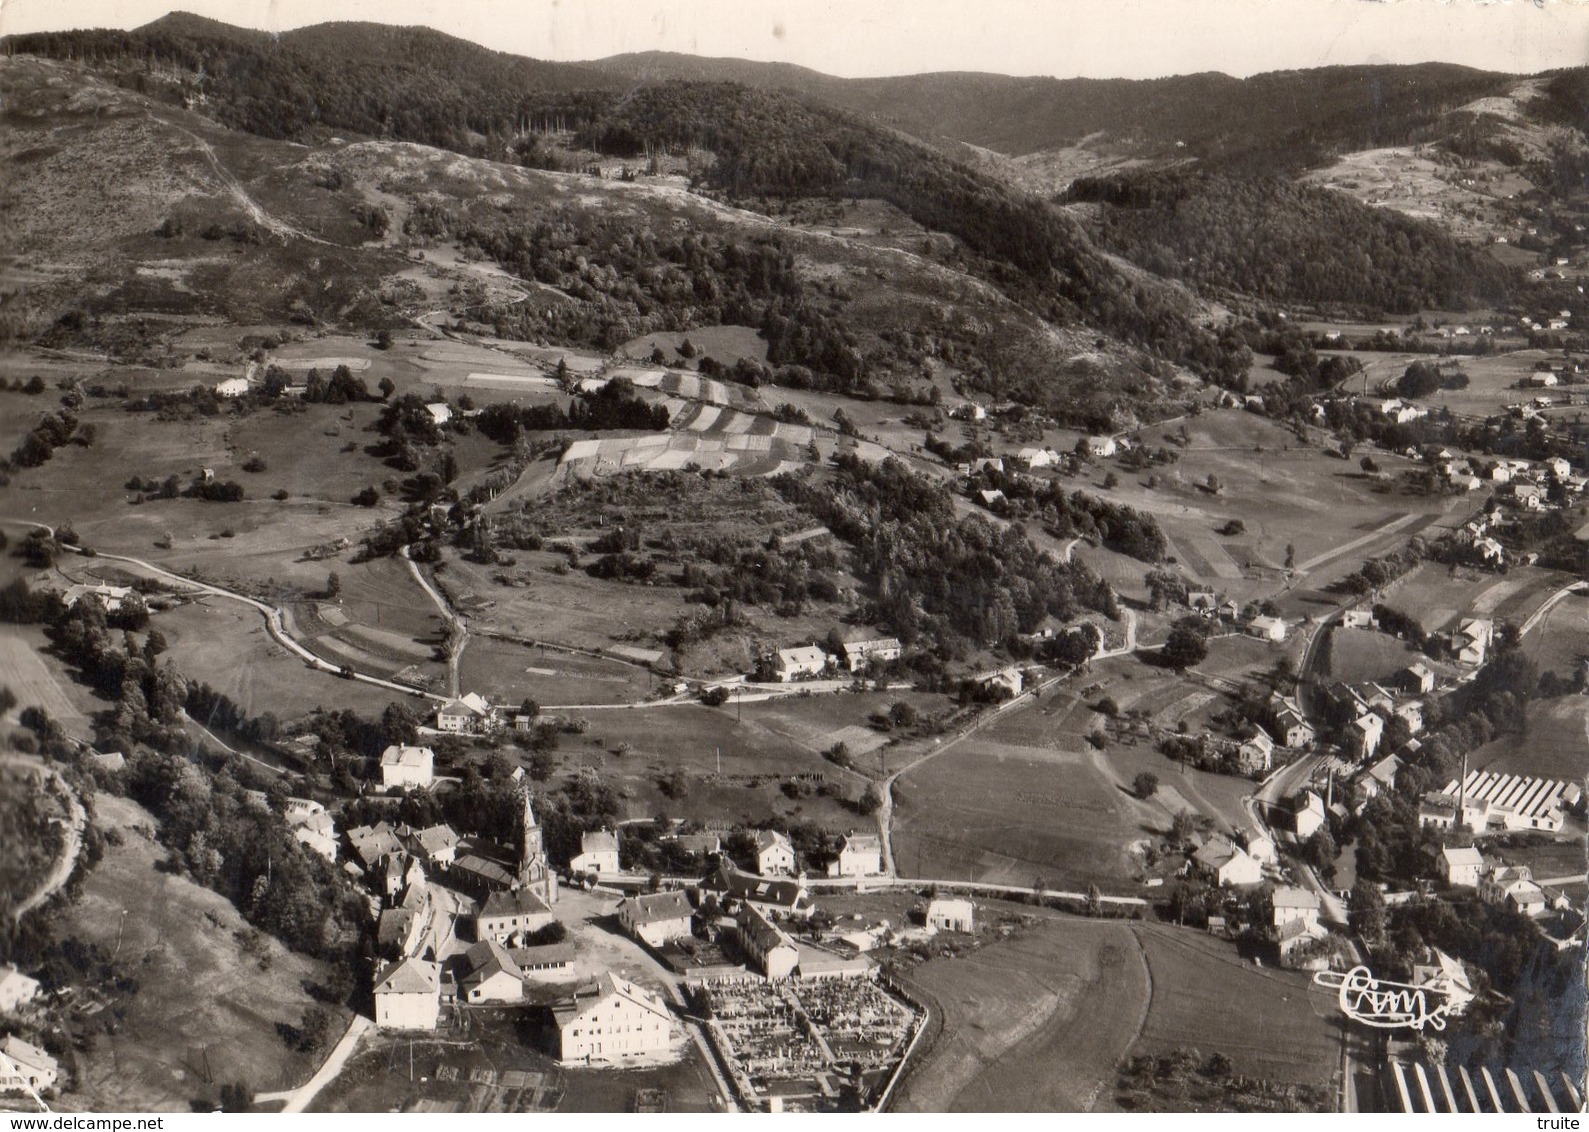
[{"x1": 520, "y1": 786, "x2": 543, "y2": 874}]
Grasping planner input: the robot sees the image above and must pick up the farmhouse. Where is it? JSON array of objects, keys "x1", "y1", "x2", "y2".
[
  {"x1": 475, "y1": 888, "x2": 556, "y2": 946},
  {"x1": 373, "y1": 957, "x2": 441, "y2": 1030},
  {"x1": 1248, "y1": 615, "x2": 1288, "y2": 643},
  {"x1": 1441, "y1": 846, "x2": 1485, "y2": 888},
  {"x1": 827, "y1": 833, "x2": 884, "y2": 878},
  {"x1": 1017, "y1": 446, "x2": 1059, "y2": 468},
  {"x1": 617, "y1": 890, "x2": 695, "y2": 947},
  {"x1": 379, "y1": 745, "x2": 435, "y2": 790},
  {"x1": 1341, "y1": 608, "x2": 1376, "y2": 630},
  {"x1": 702, "y1": 862, "x2": 814, "y2": 919},
  {"x1": 349, "y1": 822, "x2": 404, "y2": 869},
  {"x1": 925, "y1": 897, "x2": 975, "y2": 932},
  {"x1": 0, "y1": 965, "x2": 40, "y2": 1014},
  {"x1": 975, "y1": 667, "x2": 1024, "y2": 699},
  {"x1": 460, "y1": 940, "x2": 525, "y2": 1004},
  {"x1": 753, "y1": 830, "x2": 797, "y2": 876},
  {"x1": 554, "y1": 973, "x2": 673, "y2": 1063},
  {"x1": 215, "y1": 376, "x2": 251, "y2": 397},
  {"x1": 1236, "y1": 731, "x2": 1275, "y2": 774},
  {"x1": 60, "y1": 583, "x2": 133, "y2": 613},
  {"x1": 774, "y1": 645, "x2": 830, "y2": 682},
  {"x1": 978, "y1": 488, "x2": 1006, "y2": 508},
  {"x1": 425, "y1": 402, "x2": 453, "y2": 425},
  {"x1": 840, "y1": 637, "x2": 904, "y2": 672},
  {"x1": 1085, "y1": 435, "x2": 1117, "y2": 457},
  {"x1": 735, "y1": 905, "x2": 801, "y2": 979},
  {"x1": 0, "y1": 1036, "x2": 58, "y2": 1095},
  {"x1": 1193, "y1": 837, "x2": 1262, "y2": 887},
  {"x1": 570, "y1": 828, "x2": 620, "y2": 875},
  {"x1": 1240, "y1": 831, "x2": 1277, "y2": 866}
]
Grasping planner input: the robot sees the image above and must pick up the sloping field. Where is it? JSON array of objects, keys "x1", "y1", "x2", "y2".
[
  {"x1": 891, "y1": 737, "x2": 1153, "y2": 892},
  {"x1": 0, "y1": 627, "x2": 84, "y2": 726},
  {"x1": 894, "y1": 919, "x2": 1149, "y2": 1112},
  {"x1": 1123, "y1": 927, "x2": 1340, "y2": 1089},
  {"x1": 60, "y1": 794, "x2": 348, "y2": 1111}
]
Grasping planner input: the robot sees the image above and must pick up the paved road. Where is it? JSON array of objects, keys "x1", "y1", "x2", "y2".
[{"x1": 4, "y1": 754, "x2": 87, "y2": 921}]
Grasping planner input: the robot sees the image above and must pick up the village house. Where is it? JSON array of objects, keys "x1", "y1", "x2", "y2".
[
  {"x1": 1186, "y1": 590, "x2": 1219, "y2": 614},
  {"x1": 476, "y1": 888, "x2": 556, "y2": 946},
  {"x1": 434, "y1": 692, "x2": 494, "y2": 733},
  {"x1": 701, "y1": 862, "x2": 814, "y2": 919},
  {"x1": 554, "y1": 973, "x2": 673, "y2": 1063},
  {"x1": 773, "y1": 645, "x2": 829, "y2": 682},
  {"x1": 1401, "y1": 663, "x2": 1435, "y2": 695},
  {"x1": 1240, "y1": 831, "x2": 1278, "y2": 866},
  {"x1": 1441, "y1": 846, "x2": 1485, "y2": 888},
  {"x1": 0, "y1": 966, "x2": 41, "y2": 1015},
  {"x1": 373, "y1": 957, "x2": 441, "y2": 1030},
  {"x1": 617, "y1": 890, "x2": 695, "y2": 948},
  {"x1": 1341, "y1": 608, "x2": 1376, "y2": 630},
  {"x1": 978, "y1": 488, "x2": 1006, "y2": 508},
  {"x1": 349, "y1": 822, "x2": 404, "y2": 871},
  {"x1": 1248, "y1": 615, "x2": 1288, "y2": 643},
  {"x1": 1193, "y1": 837, "x2": 1263, "y2": 887},
  {"x1": 215, "y1": 376, "x2": 251, "y2": 397},
  {"x1": 840, "y1": 637, "x2": 904, "y2": 673},
  {"x1": 286, "y1": 800, "x2": 338, "y2": 862},
  {"x1": 1085, "y1": 435, "x2": 1117, "y2": 458},
  {"x1": 925, "y1": 897, "x2": 975, "y2": 932},
  {"x1": 407, "y1": 823, "x2": 460, "y2": 869},
  {"x1": 1545, "y1": 456, "x2": 1572, "y2": 479},
  {"x1": 753, "y1": 830, "x2": 797, "y2": 876},
  {"x1": 377, "y1": 904, "x2": 431, "y2": 959},
  {"x1": 976, "y1": 667, "x2": 1024, "y2": 699},
  {"x1": 734, "y1": 904, "x2": 801, "y2": 979},
  {"x1": 1268, "y1": 699, "x2": 1314, "y2": 748},
  {"x1": 425, "y1": 402, "x2": 452, "y2": 426},
  {"x1": 1411, "y1": 950, "x2": 1476, "y2": 1017},
  {"x1": 1236, "y1": 731, "x2": 1275, "y2": 774},
  {"x1": 1017, "y1": 446, "x2": 1059, "y2": 469},
  {"x1": 460, "y1": 940, "x2": 525, "y2": 1005},
  {"x1": 380, "y1": 744, "x2": 435, "y2": 790},
  {"x1": 1272, "y1": 887, "x2": 1323, "y2": 955},
  {"x1": 0, "y1": 1036, "x2": 58, "y2": 1095},
  {"x1": 1292, "y1": 791, "x2": 1327, "y2": 840},
  {"x1": 1418, "y1": 791, "x2": 1492, "y2": 832},
  {"x1": 570, "y1": 828, "x2": 620, "y2": 875},
  {"x1": 1349, "y1": 712, "x2": 1384, "y2": 760},
  {"x1": 1350, "y1": 753, "x2": 1401, "y2": 813},
  {"x1": 60, "y1": 582, "x2": 133, "y2": 613},
  {"x1": 827, "y1": 833, "x2": 884, "y2": 878}
]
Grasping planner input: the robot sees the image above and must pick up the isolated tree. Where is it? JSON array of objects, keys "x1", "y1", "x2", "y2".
[
  {"x1": 325, "y1": 572, "x2": 341, "y2": 599},
  {"x1": 378, "y1": 376, "x2": 396, "y2": 399},
  {"x1": 1348, "y1": 879, "x2": 1386, "y2": 940},
  {"x1": 1132, "y1": 772, "x2": 1160, "y2": 800},
  {"x1": 1360, "y1": 455, "x2": 1378, "y2": 473},
  {"x1": 1285, "y1": 543, "x2": 1296, "y2": 570},
  {"x1": 375, "y1": 329, "x2": 393, "y2": 350},
  {"x1": 1162, "y1": 625, "x2": 1208, "y2": 671},
  {"x1": 1205, "y1": 473, "x2": 1221, "y2": 494}
]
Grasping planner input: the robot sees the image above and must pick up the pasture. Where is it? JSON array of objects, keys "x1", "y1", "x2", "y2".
[
  {"x1": 457, "y1": 635, "x2": 655, "y2": 708},
  {"x1": 0, "y1": 626, "x2": 86, "y2": 728},
  {"x1": 617, "y1": 323, "x2": 768, "y2": 368},
  {"x1": 58, "y1": 794, "x2": 348, "y2": 1112},
  {"x1": 1120, "y1": 927, "x2": 1340, "y2": 1090},
  {"x1": 1324, "y1": 626, "x2": 1424, "y2": 685},
  {"x1": 894, "y1": 919, "x2": 1149, "y2": 1112}
]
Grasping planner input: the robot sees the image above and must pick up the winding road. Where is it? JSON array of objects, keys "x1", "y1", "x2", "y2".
[{"x1": 4, "y1": 753, "x2": 87, "y2": 922}]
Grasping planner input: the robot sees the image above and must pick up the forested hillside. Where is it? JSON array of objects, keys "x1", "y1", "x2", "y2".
[
  {"x1": 1066, "y1": 171, "x2": 1516, "y2": 314},
  {"x1": 3, "y1": 19, "x2": 1246, "y2": 385}
]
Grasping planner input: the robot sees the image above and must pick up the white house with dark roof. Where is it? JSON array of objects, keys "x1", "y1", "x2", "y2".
[
  {"x1": 380, "y1": 745, "x2": 435, "y2": 790},
  {"x1": 0, "y1": 965, "x2": 41, "y2": 1015},
  {"x1": 1193, "y1": 837, "x2": 1262, "y2": 887},
  {"x1": 475, "y1": 888, "x2": 556, "y2": 946},
  {"x1": 840, "y1": 637, "x2": 904, "y2": 672},
  {"x1": 753, "y1": 829, "x2": 796, "y2": 876},
  {"x1": 373, "y1": 957, "x2": 440, "y2": 1030},
  {"x1": 0, "y1": 1035, "x2": 58, "y2": 1095},
  {"x1": 1441, "y1": 846, "x2": 1484, "y2": 888},
  {"x1": 570, "y1": 828, "x2": 620, "y2": 875},
  {"x1": 554, "y1": 973, "x2": 673, "y2": 1062},
  {"x1": 773, "y1": 645, "x2": 829, "y2": 682},
  {"x1": 827, "y1": 832, "x2": 883, "y2": 877},
  {"x1": 617, "y1": 890, "x2": 695, "y2": 947}
]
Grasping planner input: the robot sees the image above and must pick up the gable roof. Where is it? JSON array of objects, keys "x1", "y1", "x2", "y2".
[
  {"x1": 1442, "y1": 846, "x2": 1484, "y2": 868},
  {"x1": 753, "y1": 829, "x2": 792, "y2": 853},
  {"x1": 554, "y1": 971, "x2": 670, "y2": 1025},
  {"x1": 703, "y1": 862, "x2": 809, "y2": 909},
  {"x1": 479, "y1": 887, "x2": 552, "y2": 920},
  {"x1": 374, "y1": 957, "x2": 438, "y2": 996},
  {"x1": 620, "y1": 890, "x2": 693, "y2": 925},
  {"x1": 380, "y1": 744, "x2": 434, "y2": 768},
  {"x1": 414, "y1": 824, "x2": 459, "y2": 854},
  {"x1": 1272, "y1": 886, "x2": 1320, "y2": 911},
  {"x1": 580, "y1": 828, "x2": 619, "y2": 854}
]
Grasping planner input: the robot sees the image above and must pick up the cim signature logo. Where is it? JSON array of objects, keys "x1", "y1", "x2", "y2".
[{"x1": 1313, "y1": 965, "x2": 1451, "y2": 1032}]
